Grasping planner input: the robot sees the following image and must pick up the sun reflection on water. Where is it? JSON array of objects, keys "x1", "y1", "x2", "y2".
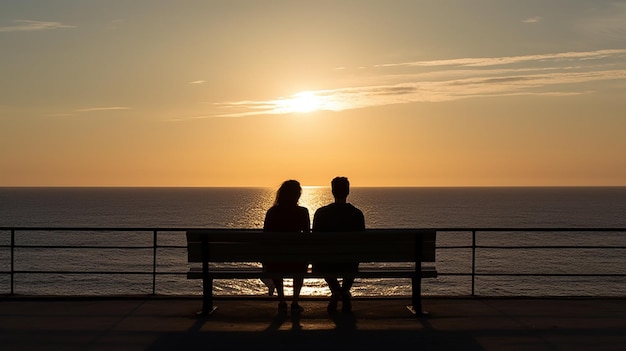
[{"x1": 299, "y1": 186, "x2": 334, "y2": 220}]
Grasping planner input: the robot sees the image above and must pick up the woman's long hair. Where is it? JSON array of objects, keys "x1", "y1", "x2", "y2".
[{"x1": 274, "y1": 180, "x2": 301, "y2": 206}]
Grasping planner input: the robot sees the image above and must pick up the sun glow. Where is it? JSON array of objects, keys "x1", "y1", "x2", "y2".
[
  {"x1": 277, "y1": 91, "x2": 321, "y2": 113},
  {"x1": 214, "y1": 89, "x2": 350, "y2": 117}
]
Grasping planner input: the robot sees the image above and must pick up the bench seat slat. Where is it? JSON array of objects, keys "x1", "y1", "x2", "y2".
[
  {"x1": 186, "y1": 229, "x2": 435, "y2": 241},
  {"x1": 187, "y1": 266, "x2": 437, "y2": 279},
  {"x1": 190, "y1": 253, "x2": 429, "y2": 263}
]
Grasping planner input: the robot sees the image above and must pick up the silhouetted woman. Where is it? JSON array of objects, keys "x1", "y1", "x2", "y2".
[{"x1": 263, "y1": 180, "x2": 310, "y2": 312}]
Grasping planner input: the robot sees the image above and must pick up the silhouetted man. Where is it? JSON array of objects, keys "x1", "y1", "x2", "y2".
[{"x1": 313, "y1": 177, "x2": 365, "y2": 313}]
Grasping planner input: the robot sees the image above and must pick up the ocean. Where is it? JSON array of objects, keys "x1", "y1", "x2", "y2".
[{"x1": 1, "y1": 187, "x2": 626, "y2": 297}]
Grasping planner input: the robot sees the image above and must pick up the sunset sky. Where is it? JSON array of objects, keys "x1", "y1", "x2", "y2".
[{"x1": 1, "y1": 0, "x2": 625, "y2": 187}]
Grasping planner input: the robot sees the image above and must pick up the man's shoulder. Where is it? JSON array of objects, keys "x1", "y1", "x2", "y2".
[
  {"x1": 314, "y1": 203, "x2": 363, "y2": 218},
  {"x1": 346, "y1": 203, "x2": 363, "y2": 212},
  {"x1": 343, "y1": 203, "x2": 364, "y2": 217},
  {"x1": 314, "y1": 203, "x2": 335, "y2": 214}
]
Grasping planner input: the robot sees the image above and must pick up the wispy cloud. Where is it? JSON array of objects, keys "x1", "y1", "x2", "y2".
[
  {"x1": 373, "y1": 49, "x2": 626, "y2": 68},
  {"x1": 523, "y1": 16, "x2": 542, "y2": 24},
  {"x1": 0, "y1": 20, "x2": 75, "y2": 32},
  {"x1": 75, "y1": 107, "x2": 130, "y2": 113},
  {"x1": 207, "y1": 49, "x2": 626, "y2": 118},
  {"x1": 190, "y1": 80, "x2": 206, "y2": 85}
]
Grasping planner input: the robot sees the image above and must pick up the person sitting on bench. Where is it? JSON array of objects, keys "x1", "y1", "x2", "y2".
[
  {"x1": 313, "y1": 177, "x2": 365, "y2": 313},
  {"x1": 263, "y1": 179, "x2": 310, "y2": 312}
]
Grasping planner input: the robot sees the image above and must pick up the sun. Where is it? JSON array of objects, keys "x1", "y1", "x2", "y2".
[{"x1": 281, "y1": 91, "x2": 320, "y2": 113}]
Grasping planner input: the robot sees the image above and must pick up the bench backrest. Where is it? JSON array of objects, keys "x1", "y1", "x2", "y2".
[{"x1": 186, "y1": 229, "x2": 436, "y2": 264}]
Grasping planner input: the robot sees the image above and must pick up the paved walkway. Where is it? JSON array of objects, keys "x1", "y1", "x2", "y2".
[{"x1": 1, "y1": 296, "x2": 625, "y2": 350}]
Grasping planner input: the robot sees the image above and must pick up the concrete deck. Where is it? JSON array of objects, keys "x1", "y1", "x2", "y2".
[{"x1": 1, "y1": 296, "x2": 625, "y2": 350}]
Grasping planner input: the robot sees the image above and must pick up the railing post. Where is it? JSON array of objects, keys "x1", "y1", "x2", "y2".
[
  {"x1": 10, "y1": 229, "x2": 15, "y2": 295},
  {"x1": 152, "y1": 230, "x2": 157, "y2": 295},
  {"x1": 471, "y1": 230, "x2": 476, "y2": 296}
]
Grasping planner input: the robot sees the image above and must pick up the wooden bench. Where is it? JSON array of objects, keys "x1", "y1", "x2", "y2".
[{"x1": 186, "y1": 229, "x2": 437, "y2": 316}]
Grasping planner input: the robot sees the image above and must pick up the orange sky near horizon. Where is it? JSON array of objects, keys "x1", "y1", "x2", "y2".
[{"x1": 1, "y1": 1, "x2": 626, "y2": 187}]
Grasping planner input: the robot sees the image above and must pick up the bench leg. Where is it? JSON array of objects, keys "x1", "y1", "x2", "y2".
[
  {"x1": 199, "y1": 277, "x2": 218, "y2": 316},
  {"x1": 407, "y1": 275, "x2": 429, "y2": 316}
]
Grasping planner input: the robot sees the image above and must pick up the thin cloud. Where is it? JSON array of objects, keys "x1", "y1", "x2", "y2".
[
  {"x1": 75, "y1": 107, "x2": 130, "y2": 113},
  {"x1": 523, "y1": 16, "x2": 542, "y2": 24},
  {"x1": 190, "y1": 80, "x2": 206, "y2": 85},
  {"x1": 0, "y1": 20, "x2": 75, "y2": 32},
  {"x1": 374, "y1": 49, "x2": 626, "y2": 68}
]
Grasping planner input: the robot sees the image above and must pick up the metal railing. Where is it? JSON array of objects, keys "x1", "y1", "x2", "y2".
[
  {"x1": 434, "y1": 228, "x2": 626, "y2": 296},
  {"x1": 1, "y1": 227, "x2": 626, "y2": 296},
  {"x1": 0, "y1": 227, "x2": 191, "y2": 295}
]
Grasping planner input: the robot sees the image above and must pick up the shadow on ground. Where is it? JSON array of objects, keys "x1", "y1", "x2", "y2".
[
  {"x1": 147, "y1": 311, "x2": 483, "y2": 351},
  {"x1": 147, "y1": 329, "x2": 483, "y2": 351}
]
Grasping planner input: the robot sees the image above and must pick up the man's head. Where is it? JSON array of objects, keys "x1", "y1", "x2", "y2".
[{"x1": 331, "y1": 177, "x2": 350, "y2": 201}]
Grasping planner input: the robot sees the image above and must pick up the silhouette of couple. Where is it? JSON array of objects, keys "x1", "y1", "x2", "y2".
[{"x1": 263, "y1": 177, "x2": 365, "y2": 313}]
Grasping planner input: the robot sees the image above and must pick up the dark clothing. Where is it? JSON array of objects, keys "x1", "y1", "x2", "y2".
[
  {"x1": 312, "y1": 203, "x2": 365, "y2": 232},
  {"x1": 264, "y1": 205, "x2": 310, "y2": 233},
  {"x1": 312, "y1": 203, "x2": 365, "y2": 274},
  {"x1": 263, "y1": 204, "x2": 309, "y2": 273}
]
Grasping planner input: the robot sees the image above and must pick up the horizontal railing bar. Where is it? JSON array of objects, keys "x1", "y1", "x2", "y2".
[
  {"x1": 11, "y1": 271, "x2": 189, "y2": 275},
  {"x1": 1, "y1": 245, "x2": 187, "y2": 249},
  {"x1": 435, "y1": 228, "x2": 626, "y2": 232},
  {"x1": 5, "y1": 244, "x2": 626, "y2": 250},
  {"x1": 434, "y1": 272, "x2": 626, "y2": 277},
  {"x1": 0, "y1": 227, "x2": 193, "y2": 231},
  {"x1": 475, "y1": 246, "x2": 626, "y2": 249},
  {"x1": 475, "y1": 273, "x2": 626, "y2": 277},
  {"x1": 11, "y1": 245, "x2": 155, "y2": 249},
  {"x1": 2, "y1": 227, "x2": 626, "y2": 232},
  {"x1": 10, "y1": 271, "x2": 625, "y2": 278},
  {"x1": 438, "y1": 245, "x2": 626, "y2": 249}
]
